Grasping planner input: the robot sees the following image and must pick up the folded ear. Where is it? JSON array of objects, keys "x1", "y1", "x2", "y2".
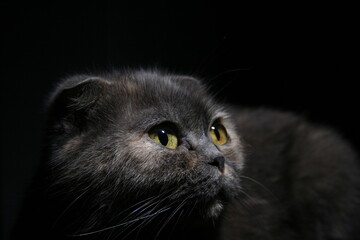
[
  {"x1": 47, "y1": 75, "x2": 111, "y2": 133},
  {"x1": 172, "y1": 75, "x2": 206, "y2": 92}
]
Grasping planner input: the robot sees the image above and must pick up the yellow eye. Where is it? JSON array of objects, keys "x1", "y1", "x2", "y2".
[
  {"x1": 210, "y1": 124, "x2": 228, "y2": 145},
  {"x1": 149, "y1": 128, "x2": 178, "y2": 149}
]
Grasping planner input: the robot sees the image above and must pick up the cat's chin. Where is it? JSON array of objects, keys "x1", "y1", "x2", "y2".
[
  {"x1": 205, "y1": 199, "x2": 224, "y2": 218},
  {"x1": 198, "y1": 174, "x2": 239, "y2": 219}
]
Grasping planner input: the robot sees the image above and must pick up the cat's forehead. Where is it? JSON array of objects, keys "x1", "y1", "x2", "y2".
[{"x1": 111, "y1": 72, "x2": 225, "y2": 129}]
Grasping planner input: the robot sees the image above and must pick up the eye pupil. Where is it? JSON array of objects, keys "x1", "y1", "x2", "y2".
[
  {"x1": 213, "y1": 127, "x2": 221, "y2": 140},
  {"x1": 157, "y1": 129, "x2": 169, "y2": 146},
  {"x1": 210, "y1": 124, "x2": 228, "y2": 145}
]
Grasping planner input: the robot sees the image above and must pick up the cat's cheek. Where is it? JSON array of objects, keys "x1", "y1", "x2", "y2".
[
  {"x1": 121, "y1": 134, "x2": 175, "y2": 172},
  {"x1": 222, "y1": 141, "x2": 245, "y2": 171},
  {"x1": 61, "y1": 136, "x2": 83, "y2": 155}
]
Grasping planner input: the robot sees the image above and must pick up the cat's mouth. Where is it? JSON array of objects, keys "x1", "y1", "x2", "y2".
[{"x1": 180, "y1": 178, "x2": 234, "y2": 218}]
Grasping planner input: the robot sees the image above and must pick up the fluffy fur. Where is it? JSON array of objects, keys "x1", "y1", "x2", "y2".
[{"x1": 12, "y1": 70, "x2": 360, "y2": 240}]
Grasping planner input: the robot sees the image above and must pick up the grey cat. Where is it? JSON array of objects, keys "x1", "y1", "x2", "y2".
[{"x1": 12, "y1": 70, "x2": 360, "y2": 240}]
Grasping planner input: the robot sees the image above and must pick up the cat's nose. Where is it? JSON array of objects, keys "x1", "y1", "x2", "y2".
[{"x1": 208, "y1": 156, "x2": 225, "y2": 173}]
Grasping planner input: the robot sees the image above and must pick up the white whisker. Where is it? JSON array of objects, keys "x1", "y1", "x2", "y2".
[
  {"x1": 154, "y1": 197, "x2": 190, "y2": 239},
  {"x1": 68, "y1": 206, "x2": 172, "y2": 237},
  {"x1": 52, "y1": 190, "x2": 88, "y2": 229},
  {"x1": 240, "y1": 175, "x2": 277, "y2": 200}
]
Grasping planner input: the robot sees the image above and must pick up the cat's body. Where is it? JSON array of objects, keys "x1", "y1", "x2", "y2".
[{"x1": 12, "y1": 70, "x2": 360, "y2": 240}]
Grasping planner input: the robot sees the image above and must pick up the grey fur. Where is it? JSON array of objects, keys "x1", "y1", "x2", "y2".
[{"x1": 12, "y1": 70, "x2": 360, "y2": 240}]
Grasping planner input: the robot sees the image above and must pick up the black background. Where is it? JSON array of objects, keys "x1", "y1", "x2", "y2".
[{"x1": 2, "y1": 1, "x2": 358, "y2": 239}]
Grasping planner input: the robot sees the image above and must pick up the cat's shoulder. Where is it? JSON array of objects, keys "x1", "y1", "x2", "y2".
[{"x1": 225, "y1": 107, "x2": 360, "y2": 239}]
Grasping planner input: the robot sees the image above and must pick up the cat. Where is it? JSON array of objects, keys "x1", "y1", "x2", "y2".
[{"x1": 12, "y1": 69, "x2": 360, "y2": 240}]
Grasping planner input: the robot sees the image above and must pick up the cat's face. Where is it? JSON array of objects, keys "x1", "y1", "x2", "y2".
[{"x1": 48, "y1": 70, "x2": 244, "y2": 230}]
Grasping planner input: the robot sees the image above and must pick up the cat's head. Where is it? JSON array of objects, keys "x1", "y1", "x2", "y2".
[{"x1": 46, "y1": 69, "x2": 244, "y2": 233}]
